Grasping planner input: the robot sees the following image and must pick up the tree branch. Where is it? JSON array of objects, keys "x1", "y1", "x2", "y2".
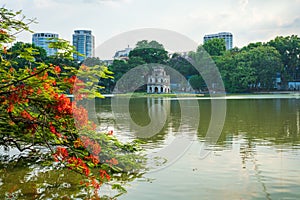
[{"x1": 0, "y1": 65, "x2": 52, "y2": 90}]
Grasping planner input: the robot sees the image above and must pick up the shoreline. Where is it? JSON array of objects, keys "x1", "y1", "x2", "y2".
[{"x1": 100, "y1": 91, "x2": 300, "y2": 98}]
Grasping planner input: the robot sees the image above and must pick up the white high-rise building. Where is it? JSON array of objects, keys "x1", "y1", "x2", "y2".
[
  {"x1": 32, "y1": 33, "x2": 58, "y2": 56},
  {"x1": 204, "y1": 32, "x2": 233, "y2": 50}
]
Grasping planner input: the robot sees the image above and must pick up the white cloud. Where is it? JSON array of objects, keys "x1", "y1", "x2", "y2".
[
  {"x1": 238, "y1": 0, "x2": 249, "y2": 12},
  {"x1": 2, "y1": 0, "x2": 300, "y2": 52}
]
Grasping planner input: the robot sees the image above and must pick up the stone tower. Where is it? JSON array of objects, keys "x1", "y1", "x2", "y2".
[{"x1": 147, "y1": 67, "x2": 170, "y2": 93}]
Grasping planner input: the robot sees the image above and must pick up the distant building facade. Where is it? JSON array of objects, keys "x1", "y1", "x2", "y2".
[
  {"x1": 72, "y1": 30, "x2": 95, "y2": 61},
  {"x1": 32, "y1": 33, "x2": 58, "y2": 56},
  {"x1": 147, "y1": 67, "x2": 171, "y2": 93},
  {"x1": 288, "y1": 81, "x2": 300, "y2": 90},
  {"x1": 113, "y1": 46, "x2": 132, "y2": 60},
  {"x1": 204, "y1": 32, "x2": 233, "y2": 50}
]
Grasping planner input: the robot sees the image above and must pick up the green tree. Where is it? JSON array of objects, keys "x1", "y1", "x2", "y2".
[
  {"x1": 129, "y1": 40, "x2": 168, "y2": 64},
  {"x1": 135, "y1": 40, "x2": 164, "y2": 49},
  {"x1": 246, "y1": 46, "x2": 282, "y2": 90},
  {"x1": 111, "y1": 59, "x2": 130, "y2": 81},
  {"x1": 241, "y1": 42, "x2": 263, "y2": 51},
  {"x1": 202, "y1": 38, "x2": 226, "y2": 57},
  {"x1": 82, "y1": 57, "x2": 103, "y2": 67},
  {"x1": 267, "y1": 35, "x2": 300, "y2": 81},
  {"x1": 217, "y1": 45, "x2": 282, "y2": 92},
  {"x1": 6, "y1": 42, "x2": 47, "y2": 69},
  {"x1": 216, "y1": 49, "x2": 257, "y2": 93},
  {"x1": 189, "y1": 75, "x2": 205, "y2": 92},
  {"x1": 0, "y1": 7, "x2": 144, "y2": 198},
  {"x1": 167, "y1": 53, "x2": 197, "y2": 78}
]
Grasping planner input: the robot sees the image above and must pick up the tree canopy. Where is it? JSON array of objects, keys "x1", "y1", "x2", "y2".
[
  {"x1": 129, "y1": 40, "x2": 168, "y2": 64},
  {"x1": 108, "y1": 35, "x2": 299, "y2": 93},
  {"x1": 202, "y1": 38, "x2": 226, "y2": 57},
  {"x1": 0, "y1": 7, "x2": 145, "y2": 199}
]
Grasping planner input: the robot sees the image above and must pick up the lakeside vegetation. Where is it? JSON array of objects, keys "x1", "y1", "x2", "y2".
[
  {"x1": 106, "y1": 36, "x2": 300, "y2": 94},
  {"x1": 112, "y1": 92, "x2": 205, "y2": 98},
  {"x1": 0, "y1": 8, "x2": 146, "y2": 199},
  {"x1": 8, "y1": 31, "x2": 300, "y2": 94}
]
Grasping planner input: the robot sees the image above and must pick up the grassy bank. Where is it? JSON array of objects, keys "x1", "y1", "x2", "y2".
[{"x1": 112, "y1": 92, "x2": 205, "y2": 98}]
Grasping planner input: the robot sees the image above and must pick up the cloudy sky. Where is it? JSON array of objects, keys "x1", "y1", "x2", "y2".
[{"x1": 2, "y1": 0, "x2": 300, "y2": 58}]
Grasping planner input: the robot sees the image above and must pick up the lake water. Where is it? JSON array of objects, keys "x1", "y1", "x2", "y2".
[
  {"x1": 1, "y1": 94, "x2": 300, "y2": 199},
  {"x1": 95, "y1": 94, "x2": 300, "y2": 200}
]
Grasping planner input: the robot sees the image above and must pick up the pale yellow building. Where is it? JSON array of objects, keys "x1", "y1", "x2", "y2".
[{"x1": 147, "y1": 67, "x2": 170, "y2": 93}]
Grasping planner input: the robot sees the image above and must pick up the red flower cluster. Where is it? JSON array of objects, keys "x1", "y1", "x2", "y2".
[
  {"x1": 63, "y1": 75, "x2": 80, "y2": 95},
  {"x1": 52, "y1": 94, "x2": 72, "y2": 115},
  {"x1": 7, "y1": 103, "x2": 14, "y2": 112},
  {"x1": 68, "y1": 156, "x2": 90, "y2": 176},
  {"x1": 74, "y1": 138, "x2": 84, "y2": 148},
  {"x1": 0, "y1": 29, "x2": 7, "y2": 35},
  {"x1": 85, "y1": 154, "x2": 100, "y2": 165},
  {"x1": 106, "y1": 158, "x2": 118, "y2": 166},
  {"x1": 49, "y1": 122, "x2": 62, "y2": 138},
  {"x1": 90, "y1": 178, "x2": 101, "y2": 190},
  {"x1": 20, "y1": 110, "x2": 34, "y2": 121},
  {"x1": 108, "y1": 130, "x2": 113, "y2": 135},
  {"x1": 53, "y1": 147, "x2": 69, "y2": 162},
  {"x1": 80, "y1": 177, "x2": 102, "y2": 191},
  {"x1": 73, "y1": 79, "x2": 87, "y2": 101},
  {"x1": 81, "y1": 136, "x2": 102, "y2": 156},
  {"x1": 5, "y1": 85, "x2": 34, "y2": 112},
  {"x1": 99, "y1": 169, "x2": 111, "y2": 181},
  {"x1": 72, "y1": 104, "x2": 89, "y2": 128},
  {"x1": 54, "y1": 66, "x2": 61, "y2": 74}
]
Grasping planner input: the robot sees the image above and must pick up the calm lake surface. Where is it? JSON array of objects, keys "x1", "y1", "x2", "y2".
[{"x1": 96, "y1": 94, "x2": 300, "y2": 200}]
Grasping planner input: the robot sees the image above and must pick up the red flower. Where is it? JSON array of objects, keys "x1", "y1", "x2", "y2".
[
  {"x1": 7, "y1": 103, "x2": 14, "y2": 112},
  {"x1": 37, "y1": 88, "x2": 42, "y2": 94},
  {"x1": 85, "y1": 154, "x2": 100, "y2": 165},
  {"x1": 110, "y1": 158, "x2": 118, "y2": 165},
  {"x1": 56, "y1": 147, "x2": 69, "y2": 158},
  {"x1": 92, "y1": 142, "x2": 101, "y2": 155},
  {"x1": 53, "y1": 147, "x2": 69, "y2": 162},
  {"x1": 43, "y1": 83, "x2": 50, "y2": 90},
  {"x1": 49, "y1": 124, "x2": 62, "y2": 138},
  {"x1": 49, "y1": 125, "x2": 56, "y2": 134},
  {"x1": 54, "y1": 66, "x2": 61, "y2": 74},
  {"x1": 90, "y1": 178, "x2": 101, "y2": 189},
  {"x1": 108, "y1": 130, "x2": 113, "y2": 135},
  {"x1": 106, "y1": 158, "x2": 118, "y2": 166},
  {"x1": 99, "y1": 169, "x2": 110, "y2": 181},
  {"x1": 67, "y1": 156, "x2": 90, "y2": 177},
  {"x1": 20, "y1": 110, "x2": 33, "y2": 120},
  {"x1": 42, "y1": 72, "x2": 48, "y2": 80},
  {"x1": 74, "y1": 138, "x2": 83, "y2": 148},
  {"x1": 83, "y1": 165, "x2": 90, "y2": 176}
]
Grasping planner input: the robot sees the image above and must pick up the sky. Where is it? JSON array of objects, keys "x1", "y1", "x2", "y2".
[{"x1": 1, "y1": 0, "x2": 300, "y2": 59}]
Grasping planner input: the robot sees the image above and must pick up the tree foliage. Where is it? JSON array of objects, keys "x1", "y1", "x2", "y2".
[
  {"x1": 0, "y1": 7, "x2": 145, "y2": 199},
  {"x1": 129, "y1": 40, "x2": 168, "y2": 64},
  {"x1": 109, "y1": 35, "x2": 297, "y2": 93},
  {"x1": 109, "y1": 40, "x2": 168, "y2": 92},
  {"x1": 188, "y1": 75, "x2": 205, "y2": 92},
  {"x1": 202, "y1": 38, "x2": 226, "y2": 57},
  {"x1": 267, "y1": 35, "x2": 300, "y2": 81},
  {"x1": 217, "y1": 46, "x2": 282, "y2": 92}
]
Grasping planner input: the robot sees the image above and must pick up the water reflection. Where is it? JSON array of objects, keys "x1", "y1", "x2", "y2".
[
  {"x1": 104, "y1": 97, "x2": 202, "y2": 171},
  {"x1": 95, "y1": 96, "x2": 300, "y2": 200},
  {"x1": 0, "y1": 154, "x2": 88, "y2": 199},
  {"x1": 1, "y1": 96, "x2": 300, "y2": 199},
  {"x1": 96, "y1": 97, "x2": 300, "y2": 149}
]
